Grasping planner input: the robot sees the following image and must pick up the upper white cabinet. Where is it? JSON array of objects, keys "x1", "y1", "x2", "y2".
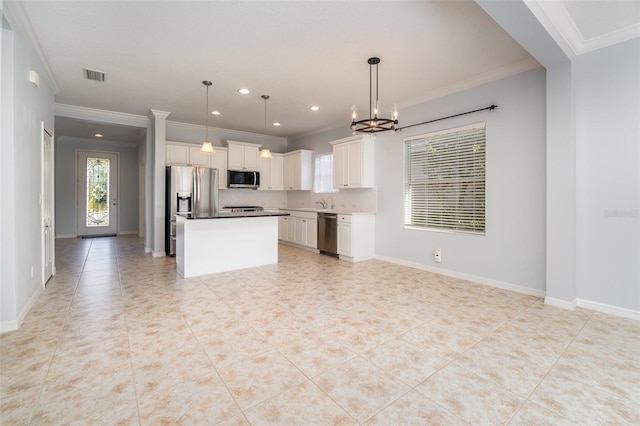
[
  {"x1": 258, "y1": 153, "x2": 284, "y2": 190},
  {"x1": 188, "y1": 147, "x2": 212, "y2": 167},
  {"x1": 226, "y1": 140, "x2": 260, "y2": 171},
  {"x1": 331, "y1": 134, "x2": 375, "y2": 188},
  {"x1": 166, "y1": 142, "x2": 227, "y2": 189},
  {"x1": 212, "y1": 148, "x2": 228, "y2": 189},
  {"x1": 283, "y1": 150, "x2": 313, "y2": 190},
  {"x1": 166, "y1": 144, "x2": 190, "y2": 166}
]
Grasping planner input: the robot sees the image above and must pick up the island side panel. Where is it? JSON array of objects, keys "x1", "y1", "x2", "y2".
[
  {"x1": 179, "y1": 216, "x2": 279, "y2": 277},
  {"x1": 176, "y1": 215, "x2": 186, "y2": 277}
]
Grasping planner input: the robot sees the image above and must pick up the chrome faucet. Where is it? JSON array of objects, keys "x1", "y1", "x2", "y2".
[
  {"x1": 326, "y1": 196, "x2": 334, "y2": 209},
  {"x1": 315, "y1": 199, "x2": 327, "y2": 209}
]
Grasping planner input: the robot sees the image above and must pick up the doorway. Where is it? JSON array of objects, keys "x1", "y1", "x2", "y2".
[{"x1": 77, "y1": 150, "x2": 119, "y2": 237}]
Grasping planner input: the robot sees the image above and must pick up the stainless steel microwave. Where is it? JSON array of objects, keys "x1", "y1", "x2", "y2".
[{"x1": 228, "y1": 170, "x2": 260, "y2": 189}]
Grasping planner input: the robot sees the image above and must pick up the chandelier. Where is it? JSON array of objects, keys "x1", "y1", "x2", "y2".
[
  {"x1": 200, "y1": 80, "x2": 215, "y2": 153},
  {"x1": 350, "y1": 57, "x2": 398, "y2": 134}
]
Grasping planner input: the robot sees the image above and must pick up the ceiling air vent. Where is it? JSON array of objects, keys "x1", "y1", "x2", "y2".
[{"x1": 83, "y1": 68, "x2": 107, "y2": 82}]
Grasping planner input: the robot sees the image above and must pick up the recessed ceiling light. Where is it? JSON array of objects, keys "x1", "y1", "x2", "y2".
[
  {"x1": 94, "y1": 133, "x2": 103, "y2": 138},
  {"x1": 211, "y1": 110, "x2": 221, "y2": 115},
  {"x1": 273, "y1": 122, "x2": 281, "y2": 127},
  {"x1": 238, "y1": 88, "x2": 250, "y2": 95},
  {"x1": 310, "y1": 106, "x2": 320, "y2": 111}
]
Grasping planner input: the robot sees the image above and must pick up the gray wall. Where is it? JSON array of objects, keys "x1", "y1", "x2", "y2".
[
  {"x1": 576, "y1": 38, "x2": 640, "y2": 311},
  {"x1": 55, "y1": 141, "x2": 140, "y2": 237},
  {"x1": 375, "y1": 68, "x2": 547, "y2": 292},
  {"x1": 290, "y1": 68, "x2": 547, "y2": 293},
  {"x1": 1, "y1": 2, "x2": 56, "y2": 327}
]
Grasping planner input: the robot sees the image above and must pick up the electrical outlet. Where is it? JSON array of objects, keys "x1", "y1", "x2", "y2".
[
  {"x1": 434, "y1": 248, "x2": 442, "y2": 263},
  {"x1": 30, "y1": 266, "x2": 34, "y2": 278}
]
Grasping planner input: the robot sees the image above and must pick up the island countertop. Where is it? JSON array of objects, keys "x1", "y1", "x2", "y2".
[{"x1": 177, "y1": 211, "x2": 289, "y2": 219}]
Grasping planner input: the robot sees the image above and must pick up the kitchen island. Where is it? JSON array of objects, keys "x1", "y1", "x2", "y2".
[{"x1": 175, "y1": 211, "x2": 289, "y2": 277}]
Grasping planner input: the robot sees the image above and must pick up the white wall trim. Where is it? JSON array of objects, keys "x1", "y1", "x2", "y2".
[
  {"x1": 117, "y1": 230, "x2": 138, "y2": 235},
  {"x1": 3, "y1": 1, "x2": 61, "y2": 93},
  {"x1": 167, "y1": 120, "x2": 288, "y2": 144},
  {"x1": 577, "y1": 299, "x2": 640, "y2": 321},
  {"x1": 578, "y1": 23, "x2": 640, "y2": 55},
  {"x1": 374, "y1": 254, "x2": 546, "y2": 298},
  {"x1": 55, "y1": 103, "x2": 149, "y2": 128},
  {"x1": 56, "y1": 234, "x2": 77, "y2": 239},
  {"x1": 144, "y1": 246, "x2": 152, "y2": 253},
  {"x1": 152, "y1": 251, "x2": 165, "y2": 258},
  {"x1": 0, "y1": 285, "x2": 43, "y2": 333},
  {"x1": 544, "y1": 296, "x2": 577, "y2": 310}
]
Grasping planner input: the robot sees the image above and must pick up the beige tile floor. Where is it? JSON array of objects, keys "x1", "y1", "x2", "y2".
[{"x1": 1, "y1": 236, "x2": 638, "y2": 425}]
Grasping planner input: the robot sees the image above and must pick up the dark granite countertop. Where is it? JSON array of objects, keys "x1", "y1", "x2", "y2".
[{"x1": 177, "y1": 211, "x2": 290, "y2": 220}]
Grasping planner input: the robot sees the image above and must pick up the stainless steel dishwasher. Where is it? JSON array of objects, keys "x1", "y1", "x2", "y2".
[{"x1": 317, "y1": 212, "x2": 338, "y2": 256}]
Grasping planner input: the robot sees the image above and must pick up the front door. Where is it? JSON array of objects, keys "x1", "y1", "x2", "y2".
[
  {"x1": 42, "y1": 125, "x2": 54, "y2": 285},
  {"x1": 77, "y1": 150, "x2": 119, "y2": 237}
]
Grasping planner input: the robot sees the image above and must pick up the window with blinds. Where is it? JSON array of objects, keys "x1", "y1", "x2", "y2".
[{"x1": 404, "y1": 123, "x2": 486, "y2": 234}]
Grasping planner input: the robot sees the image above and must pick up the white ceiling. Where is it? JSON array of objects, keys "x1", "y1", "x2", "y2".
[{"x1": 13, "y1": 1, "x2": 639, "y2": 145}]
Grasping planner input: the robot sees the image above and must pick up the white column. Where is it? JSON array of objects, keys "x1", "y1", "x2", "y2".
[{"x1": 149, "y1": 109, "x2": 170, "y2": 257}]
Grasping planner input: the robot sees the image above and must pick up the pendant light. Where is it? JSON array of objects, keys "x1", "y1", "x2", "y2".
[
  {"x1": 350, "y1": 57, "x2": 398, "y2": 134},
  {"x1": 259, "y1": 95, "x2": 273, "y2": 159},
  {"x1": 200, "y1": 80, "x2": 215, "y2": 153}
]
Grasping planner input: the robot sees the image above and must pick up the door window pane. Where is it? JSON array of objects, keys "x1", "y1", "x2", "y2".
[{"x1": 86, "y1": 157, "x2": 110, "y2": 227}]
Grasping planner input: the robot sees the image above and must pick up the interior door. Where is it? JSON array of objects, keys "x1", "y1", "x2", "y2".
[
  {"x1": 42, "y1": 125, "x2": 54, "y2": 286},
  {"x1": 77, "y1": 150, "x2": 119, "y2": 236}
]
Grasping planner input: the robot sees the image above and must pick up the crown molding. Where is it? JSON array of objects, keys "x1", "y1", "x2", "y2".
[
  {"x1": 3, "y1": 1, "x2": 61, "y2": 93},
  {"x1": 289, "y1": 58, "x2": 541, "y2": 141},
  {"x1": 167, "y1": 120, "x2": 288, "y2": 144},
  {"x1": 55, "y1": 103, "x2": 149, "y2": 127},
  {"x1": 526, "y1": 0, "x2": 640, "y2": 57},
  {"x1": 409, "y1": 57, "x2": 541, "y2": 107},
  {"x1": 579, "y1": 23, "x2": 640, "y2": 55},
  {"x1": 524, "y1": 0, "x2": 577, "y2": 59}
]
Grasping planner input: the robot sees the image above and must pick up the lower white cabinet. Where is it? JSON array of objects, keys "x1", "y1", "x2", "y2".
[
  {"x1": 337, "y1": 214, "x2": 375, "y2": 262},
  {"x1": 278, "y1": 210, "x2": 317, "y2": 249}
]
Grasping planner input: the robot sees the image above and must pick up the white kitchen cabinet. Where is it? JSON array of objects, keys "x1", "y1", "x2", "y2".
[
  {"x1": 305, "y1": 217, "x2": 318, "y2": 248},
  {"x1": 331, "y1": 134, "x2": 375, "y2": 188},
  {"x1": 337, "y1": 213, "x2": 375, "y2": 262},
  {"x1": 258, "y1": 153, "x2": 283, "y2": 190},
  {"x1": 166, "y1": 142, "x2": 227, "y2": 189},
  {"x1": 166, "y1": 144, "x2": 190, "y2": 165},
  {"x1": 226, "y1": 140, "x2": 260, "y2": 171},
  {"x1": 283, "y1": 150, "x2": 313, "y2": 190},
  {"x1": 212, "y1": 147, "x2": 228, "y2": 189},
  {"x1": 278, "y1": 216, "x2": 290, "y2": 240},
  {"x1": 188, "y1": 147, "x2": 212, "y2": 167},
  {"x1": 278, "y1": 210, "x2": 317, "y2": 249}
]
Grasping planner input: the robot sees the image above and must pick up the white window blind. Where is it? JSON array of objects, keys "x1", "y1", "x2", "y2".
[
  {"x1": 404, "y1": 123, "x2": 486, "y2": 234},
  {"x1": 314, "y1": 153, "x2": 338, "y2": 194}
]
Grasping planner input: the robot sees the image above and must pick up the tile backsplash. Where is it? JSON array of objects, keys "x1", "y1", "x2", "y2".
[
  {"x1": 219, "y1": 187, "x2": 378, "y2": 212},
  {"x1": 287, "y1": 187, "x2": 378, "y2": 212}
]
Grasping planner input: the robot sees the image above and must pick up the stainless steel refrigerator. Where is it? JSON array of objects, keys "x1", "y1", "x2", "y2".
[{"x1": 165, "y1": 166, "x2": 219, "y2": 256}]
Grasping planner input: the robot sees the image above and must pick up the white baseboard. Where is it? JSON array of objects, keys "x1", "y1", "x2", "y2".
[
  {"x1": 0, "y1": 285, "x2": 44, "y2": 333},
  {"x1": 374, "y1": 254, "x2": 546, "y2": 298},
  {"x1": 152, "y1": 250, "x2": 166, "y2": 258},
  {"x1": 56, "y1": 234, "x2": 77, "y2": 239},
  {"x1": 117, "y1": 230, "x2": 138, "y2": 235},
  {"x1": 577, "y1": 299, "x2": 640, "y2": 321},
  {"x1": 144, "y1": 246, "x2": 152, "y2": 253},
  {"x1": 544, "y1": 296, "x2": 577, "y2": 310}
]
